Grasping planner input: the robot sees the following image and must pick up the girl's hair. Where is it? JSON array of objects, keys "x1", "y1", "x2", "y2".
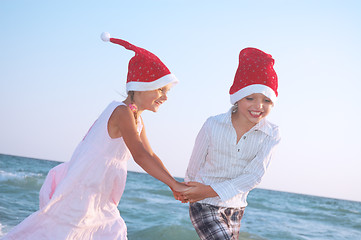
[{"x1": 128, "y1": 91, "x2": 139, "y2": 125}]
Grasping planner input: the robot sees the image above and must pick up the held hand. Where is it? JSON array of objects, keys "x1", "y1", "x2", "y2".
[
  {"x1": 171, "y1": 181, "x2": 192, "y2": 203},
  {"x1": 172, "y1": 181, "x2": 191, "y2": 192},
  {"x1": 172, "y1": 190, "x2": 188, "y2": 203},
  {"x1": 181, "y1": 181, "x2": 218, "y2": 203}
]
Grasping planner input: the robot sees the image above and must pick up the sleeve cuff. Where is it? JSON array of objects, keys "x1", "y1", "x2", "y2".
[{"x1": 210, "y1": 181, "x2": 239, "y2": 202}]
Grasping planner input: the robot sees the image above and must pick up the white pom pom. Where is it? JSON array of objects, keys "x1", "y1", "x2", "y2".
[{"x1": 101, "y1": 32, "x2": 110, "y2": 42}]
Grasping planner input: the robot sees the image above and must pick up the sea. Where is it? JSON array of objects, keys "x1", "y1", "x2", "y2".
[{"x1": 0, "y1": 154, "x2": 360, "y2": 240}]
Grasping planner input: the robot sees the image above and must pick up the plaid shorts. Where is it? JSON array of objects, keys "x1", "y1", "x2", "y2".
[{"x1": 189, "y1": 202, "x2": 245, "y2": 240}]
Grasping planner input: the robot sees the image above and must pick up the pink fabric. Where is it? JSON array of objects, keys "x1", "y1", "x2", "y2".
[
  {"x1": 39, "y1": 162, "x2": 69, "y2": 209},
  {"x1": 4, "y1": 102, "x2": 142, "y2": 240}
]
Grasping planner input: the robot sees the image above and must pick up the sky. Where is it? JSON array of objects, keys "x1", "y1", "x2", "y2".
[{"x1": 1, "y1": 0, "x2": 361, "y2": 202}]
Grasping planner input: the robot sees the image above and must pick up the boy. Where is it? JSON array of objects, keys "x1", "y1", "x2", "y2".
[{"x1": 182, "y1": 48, "x2": 280, "y2": 240}]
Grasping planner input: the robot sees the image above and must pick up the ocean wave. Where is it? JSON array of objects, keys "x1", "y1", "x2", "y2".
[
  {"x1": 0, "y1": 222, "x2": 6, "y2": 238},
  {"x1": 0, "y1": 170, "x2": 44, "y2": 189}
]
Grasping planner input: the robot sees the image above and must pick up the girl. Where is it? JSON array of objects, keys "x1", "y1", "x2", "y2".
[
  {"x1": 182, "y1": 48, "x2": 281, "y2": 240},
  {"x1": 2, "y1": 33, "x2": 188, "y2": 240}
]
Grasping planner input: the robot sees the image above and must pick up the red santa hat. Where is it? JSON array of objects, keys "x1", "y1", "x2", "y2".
[
  {"x1": 229, "y1": 47, "x2": 278, "y2": 105},
  {"x1": 101, "y1": 32, "x2": 178, "y2": 92}
]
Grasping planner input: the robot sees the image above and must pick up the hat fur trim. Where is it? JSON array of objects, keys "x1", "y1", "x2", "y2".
[
  {"x1": 230, "y1": 84, "x2": 277, "y2": 105},
  {"x1": 126, "y1": 73, "x2": 178, "y2": 92}
]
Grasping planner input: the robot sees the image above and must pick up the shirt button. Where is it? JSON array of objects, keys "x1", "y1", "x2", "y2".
[
  {"x1": 237, "y1": 149, "x2": 240, "y2": 152},
  {"x1": 243, "y1": 136, "x2": 246, "y2": 139}
]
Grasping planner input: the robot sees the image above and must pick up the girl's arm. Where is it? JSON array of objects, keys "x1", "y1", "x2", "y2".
[
  {"x1": 108, "y1": 105, "x2": 187, "y2": 192},
  {"x1": 139, "y1": 117, "x2": 187, "y2": 200},
  {"x1": 139, "y1": 117, "x2": 173, "y2": 177}
]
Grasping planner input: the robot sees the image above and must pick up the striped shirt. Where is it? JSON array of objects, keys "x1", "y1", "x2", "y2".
[{"x1": 185, "y1": 108, "x2": 280, "y2": 208}]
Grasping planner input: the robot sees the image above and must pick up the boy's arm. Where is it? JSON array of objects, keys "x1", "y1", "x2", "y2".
[
  {"x1": 182, "y1": 181, "x2": 218, "y2": 202},
  {"x1": 184, "y1": 119, "x2": 210, "y2": 182},
  {"x1": 211, "y1": 134, "x2": 281, "y2": 202}
]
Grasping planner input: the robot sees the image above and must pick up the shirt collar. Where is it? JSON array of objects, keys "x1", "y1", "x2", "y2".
[{"x1": 253, "y1": 118, "x2": 274, "y2": 136}]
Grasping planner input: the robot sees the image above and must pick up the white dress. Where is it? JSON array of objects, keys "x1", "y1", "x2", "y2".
[{"x1": 3, "y1": 101, "x2": 141, "y2": 240}]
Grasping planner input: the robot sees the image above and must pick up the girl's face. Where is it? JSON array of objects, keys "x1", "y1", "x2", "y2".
[
  {"x1": 236, "y1": 93, "x2": 273, "y2": 125},
  {"x1": 134, "y1": 83, "x2": 171, "y2": 112}
]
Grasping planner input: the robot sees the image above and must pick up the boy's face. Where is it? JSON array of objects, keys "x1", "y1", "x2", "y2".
[{"x1": 236, "y1": 93, "x2": 273, "y2": 124}]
